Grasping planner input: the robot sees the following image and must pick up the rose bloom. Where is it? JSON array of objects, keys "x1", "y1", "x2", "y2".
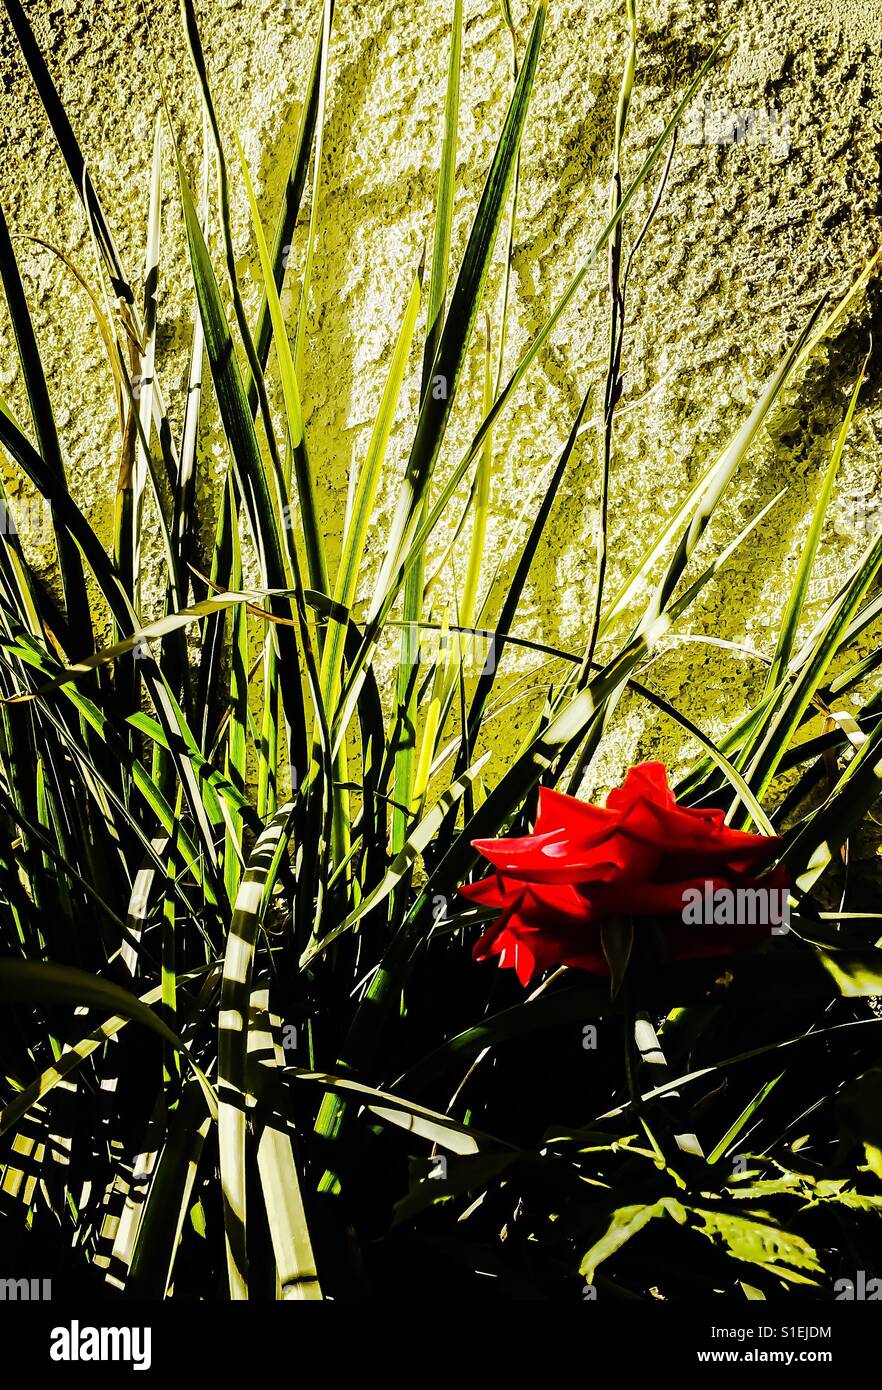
[{"x1": 459, "y1": 762, "x2": 788, "y2": 986}]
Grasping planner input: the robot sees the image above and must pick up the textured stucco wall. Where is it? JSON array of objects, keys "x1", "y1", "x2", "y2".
[{"x1": 0, "y1": 0, "x2": 881, "y2": 801}]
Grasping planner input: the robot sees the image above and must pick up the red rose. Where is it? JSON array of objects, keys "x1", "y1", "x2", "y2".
[{"x1": 459, "y1": 762, "x2": 788, "y2": 986}]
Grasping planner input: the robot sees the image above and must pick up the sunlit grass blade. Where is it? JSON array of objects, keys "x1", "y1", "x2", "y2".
[
  {"x1": 132, "y1": 114, "x2": 163, "y2": 610},
  {"x1": 0, "y1": 959, "x2": 216, "y2": 1109},
  {"x1": 741, "y1": 524, "x2": 882, "y2": 808},
  {"x1": 303, "y1": 751, "x2": 489, "y2": 964},
  {"x1": 293, "y1": 0, "x2": 332, "y2": 390},
  {"x1": 632, "y1": 300, "x2": 825, "y2": 638},
  {"x1": 764, "y1": 352, "x2": 868, "y2": 692},
  {"x1": 391, "y1": 0, "x2": 463, "y2": 864},
  {"x1": 603, "y1": 254, "x2": 881, "y2": 635},
  {"x1": 322, "y1": 263, "x2": 423, "y2": 719},
  {"x1": 172, "y1": 130, "x2": 311, "y2": 763},
  {"x1": 218, "y1": 805, "x2": 296, "y2": 1299},
  {"x1": 249, "y1": 992, "x2": 321, "y2": 1300},
  {"x1": 374, "y1": 1, "x2": 545, "y2": 619},
  {"x1": 127, "y1": 1074, "x2": 213, "y2": 1298},
  {"x1": 0, "y1": 203, "x2": 92, "y2": 652},
  {"x1": 235, "y1": 129, "x2": 327, "y2": 595},
  {"x1": 244, "y1": 3, "x2": 330, "y2": 412},
  {"x1": 2, "y1": 590, "x2": 266, "y2": 700}
]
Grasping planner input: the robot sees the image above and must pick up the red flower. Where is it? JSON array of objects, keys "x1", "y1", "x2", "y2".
[{"x1": 459, "y1": 762, "x2": 788, "y2": 986}]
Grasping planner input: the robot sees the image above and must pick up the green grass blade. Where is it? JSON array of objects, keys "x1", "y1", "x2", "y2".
[
  {"x1": 244, "y1": 3, "x2": 330, "y2": 411},
  {"x1": 0, "y1": 203, "x2": 92, "y2": 651},
  {"x1": 0, "y1": 959, "x2": 216, "y2": 1109},
  {"x1": 249, "y1": 992, "x2": 321, "y2": 1300},
  {"x1": 218, "y1": 805, "x2": 296, "y2": 1299},
  {"x1": 374, "y1": 1, "x2": 545, "y2": 617},
  {"x1": 235, "y1": 130, "x2": 327, "y2": 594},
  {"x1": 764, "y1": 352, "x2": 868, "y2": 692},
  {"x1": 293, "y1": 0, "x2": 332, "y2": 389}
]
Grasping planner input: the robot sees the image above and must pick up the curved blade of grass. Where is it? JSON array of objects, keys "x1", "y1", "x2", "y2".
[
  {"x1": 235, "y1": 129, "x2": 327, "y2": 598},
  {"x1": 2, "y1": 590, "x2": 265, "y2": 700},
  {"x1": 373, "y1": 0, "x2": 545, "y2": 618},
  {"x1": 293, "y1": 0, "x2": 332, "y2": 389},
  {"x1": 302, "y1": 751, "x2": 490, "y2": 964},
  {"x1": 132, "y1": 114, "x2": 163, "y2": 608},
  {"x1": 244, "y1": 3, "x2": 330, "y2": 412},
  {"x1": 22, "y1": 235, "x2": 126, "y2": 430},
  {"x1": 0, "y1": 203, "x2": 92, "y2": 651},
  {"x1": 218, "y1": 804, "x2": 296, "y2": 1299},
  {"x1": 764, "y1": 352, "x2": 868, "y2": 692},
  {"x1": 249, "y1": 992, "x2": 321, "y2": 1300},
  {"x1": 603, "y1": 252, "x2": 882, "y2": 634},
  {"x1": 0, "y1": 960, "x2": 216, "y2": 1111}
]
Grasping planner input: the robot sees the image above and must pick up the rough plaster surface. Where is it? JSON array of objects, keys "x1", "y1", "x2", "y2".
[{"x1": 0, "y1": 0, "x2": 881, "y2": 815}]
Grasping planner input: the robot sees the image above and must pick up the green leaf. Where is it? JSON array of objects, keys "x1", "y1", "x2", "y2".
[
  {"x1": 371, "y1": 0, "x2": 546, "y2": 617},
  {"x1": 244, "y1": 2, "x2": 330, "y2": 412},
  {"x1": 765, "y1": 353, "x2": 868, "y2": 691},
  {"x1": 248, "y1": 992, "x2": 322, "y2": 1300},
  {"x1": 0, "y1": 960, "x2": 215, "y2": 1115},
  {"x1": 580, "y1": 1198, "x2": 688, "y2": 1281},
  {"x1": 235, "y1": 129, "x2": 326, "y2": 595},
  {"x1": 293, "y1": 0, "x2": 332, "y2": 389},
  {"x1": 171, "y1": 121, "x2": 316, "y2": 764},
  {"x1": 322, "y1": 262, "x2": 422, "y2": 720},
  {"x1": 707, "y1": 1074, "x2": 784, "y2": 1166},
  {"x1": 127, "y1": 1077, "x2": 214, "y2": 1298},
  {"x1": 691, "y1": 1208, "x2": 822, "y2": 1280},
  {"x1": 218, "y1": 805, "x2": 296, "y2": 1299},
  {"x1": 0, "y1": 201, "x2": 92, "y2": 651},
  {"x1": 286, "y1": 1067, "x2": 505, "y2": 1155},
  {"x1": 818, "y1": 949, "x2": 882, "y2": 997}
]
